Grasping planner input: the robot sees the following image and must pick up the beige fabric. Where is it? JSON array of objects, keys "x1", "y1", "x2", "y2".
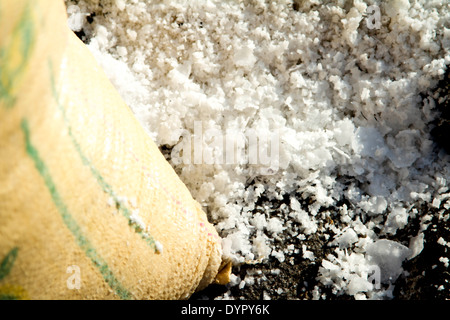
[{"x1": 0, "y1": 0, "x2": 230, "y2": 300}]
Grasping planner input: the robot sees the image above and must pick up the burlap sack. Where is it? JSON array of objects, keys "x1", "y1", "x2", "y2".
[{"x1": 0, "y1": 0, "x2": 230, "y2": 300}]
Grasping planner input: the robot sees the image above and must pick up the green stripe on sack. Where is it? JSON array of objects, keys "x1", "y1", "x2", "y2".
[
  {"x1": 47, "y1": 60, "x2": 158, "y2": 252},
  {"x1": 0, "y1": 1, "x2": 36, "y2": 109},
  {"x1": 0, "y1": 247, "x2": 18, "y2": 281},
  {"x1": 21, "y1": 118, "x2": 132, "y2": 300}
]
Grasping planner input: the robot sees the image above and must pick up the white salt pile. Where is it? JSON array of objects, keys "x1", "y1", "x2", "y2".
[{"x1": 65, "y1": 0, "x2": 449, "y2": 299}]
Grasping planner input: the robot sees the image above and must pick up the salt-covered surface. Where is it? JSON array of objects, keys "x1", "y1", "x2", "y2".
[{"x1": 65, "y1": 0, "x2": 449, "y2": 299}]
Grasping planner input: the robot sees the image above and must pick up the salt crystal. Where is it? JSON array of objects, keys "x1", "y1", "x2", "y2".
[
  {"x1": 67, "y1": 5, "x2": 86, "y2": 32},
  {"x1": 334, "y1": 228, "x2": 358, "y2": 249},
  {"x1": 155, "y1": 241, "x2": 164, "y2": 254},
  {"x1": 408, "y1": 232, "x2": 424, "y2": 259},
  {"x1": 439, "y1": 257, "x2": 449, "y2": 268},
  {"x1": 366, "y1": 239, "x2": 411, "y2": 283}
]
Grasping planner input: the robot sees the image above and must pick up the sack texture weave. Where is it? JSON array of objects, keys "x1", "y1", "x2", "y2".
[{"x1": 0, "y1": 0, "x2": 230, "y2": 300}]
